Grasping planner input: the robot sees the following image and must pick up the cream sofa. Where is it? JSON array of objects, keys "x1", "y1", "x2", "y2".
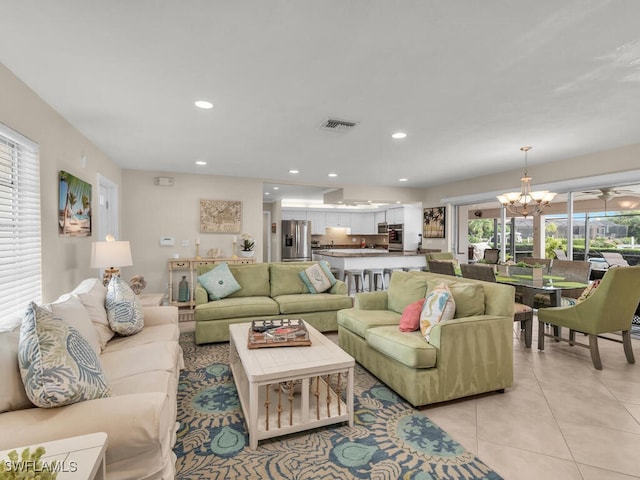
[{"x1": 0, "y1": 278, "x2": 183, "y2": 480}]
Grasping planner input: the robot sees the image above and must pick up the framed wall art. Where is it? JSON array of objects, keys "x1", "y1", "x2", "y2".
[
  {"x1": 59, "y1": 170, "x2": 92, "y2": 237},
  {"x1": 200, "y1": 199, "x2": 242, "y2": 233},
  {"x1": 423, "y1": 206, "x2": 446, "y2": 238}
]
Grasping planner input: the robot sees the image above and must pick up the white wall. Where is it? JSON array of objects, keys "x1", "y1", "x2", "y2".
[
  {"x1": 121, "y1": 170, "x2": 264, "y2": 296},
  {"x1": 0, "y1": 63, "x2": 122, "y2": 302}
]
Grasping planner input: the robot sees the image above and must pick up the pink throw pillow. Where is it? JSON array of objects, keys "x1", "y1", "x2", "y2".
[{"x1": 399, "y1": 298, "x2": 426, "y2": 332}]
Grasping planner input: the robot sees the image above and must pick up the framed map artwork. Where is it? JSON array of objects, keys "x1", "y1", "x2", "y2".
[
  {"x1": 200, "y1": 199, "x2": 242, "y2": 233},
  {"x1": 423, "y1": 206, "x2": 446, "y2": 238}
]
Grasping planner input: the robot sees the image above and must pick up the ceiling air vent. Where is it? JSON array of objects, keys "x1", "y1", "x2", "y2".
[{"x1": 320, "y1": 118, "x2": 359, "y2": 133}]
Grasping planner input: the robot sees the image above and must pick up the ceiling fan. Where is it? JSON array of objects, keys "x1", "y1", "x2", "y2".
[{"x1": 579, "y1": 187, "x2": 639, "y2": 202}]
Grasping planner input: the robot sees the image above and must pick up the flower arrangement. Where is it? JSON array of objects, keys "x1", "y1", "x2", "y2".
[
  {"x1": 0, "y1": 447, "x2": 58, "y2": 479},
  {"x1": 240, "y1": 233, "x2": 255, "y2": 251}
]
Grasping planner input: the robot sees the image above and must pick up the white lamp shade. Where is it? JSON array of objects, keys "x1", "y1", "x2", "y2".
[{"x1": 91, "y1": 241, "x2": 133, "y2": 268}]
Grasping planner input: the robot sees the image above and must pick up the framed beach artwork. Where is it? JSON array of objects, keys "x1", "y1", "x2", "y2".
[
  {"x1": 58, "y1": 170, "x2": 92, "y2": 237},
  {"x1": 423, "y1": 206, "x2": 446, "y2": 238},
  {"x1": 200, "y1": 199, "x2": 242, "y2": 233}
]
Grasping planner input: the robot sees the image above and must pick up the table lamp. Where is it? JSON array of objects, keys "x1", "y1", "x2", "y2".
[{"x1": 91, "y1": 234, "x2": 133, "y2": 286}]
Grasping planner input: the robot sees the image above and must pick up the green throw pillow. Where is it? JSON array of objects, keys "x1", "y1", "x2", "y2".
[
  {"x1": 299, "y1": 261, "x2": 337, "y2": 293},
  {"x1": 198, "y1": 262, "x2": 242, "y2": 300},
  {"x1": 18, "y1": 302, "x2": 111, "y2": 408}
]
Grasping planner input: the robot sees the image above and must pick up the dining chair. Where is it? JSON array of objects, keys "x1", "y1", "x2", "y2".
[
  {"x1": 533, "y1": 259, "x2": 591, "y2": 308},
  {"x1": 460, "y1": 263, "x2": 534, "y2": 347},
  {"x1": 426, "y1": 259, "x2": 457, "y2": 276},
  {"x1": 425, "y1": 252, "x2": 455, "y2": 262},
  {"x1": 537, "y1": 265, "x2": 640, "y2": 369},
  {"x1": 483, "y1": 248, "x2": 500, "y2": 264}
]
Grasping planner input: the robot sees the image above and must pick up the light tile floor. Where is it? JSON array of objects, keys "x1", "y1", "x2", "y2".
[{"x1": 422, "y1": 319, "x2": 640, "y2": 480}]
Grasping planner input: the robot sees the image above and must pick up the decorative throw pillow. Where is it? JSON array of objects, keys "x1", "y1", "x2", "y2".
[
  {"x1": 47, "y1": 294, "x2": 101, "y2": 356},
  {"x1": 299, "y1": 261, "x2": 337, "y2": 294},
  {"x1": 420, "y1": 283, "x2": 456, "y2": 342},
  {"x1": 399, "y1": 298, "x2": 426, "y2": 332},
  {"x1": 18, "y1": 302, "x2": 111, "y2": 408},
  {"x1": 105, "y1": 276, "x2": 144, "y2": 336},
  {"x1": 198, "y1": 262, "x2": 242, "y2": 300},
  {"x1": 577, "y1": 279, "x2": 601, "y2": 303},
  {"x1": 72, "y1": 278, "x2": 114, "y2": 350}
]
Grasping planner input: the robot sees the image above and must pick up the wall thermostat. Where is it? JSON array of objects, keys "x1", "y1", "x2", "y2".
[{"x1": 160, "y1": 237, "x2": 175, "y2": 246}]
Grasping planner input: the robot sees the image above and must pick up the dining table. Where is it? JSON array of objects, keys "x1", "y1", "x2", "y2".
[{"x1": 495, "y1": 273, "x2": 589, "y2": 308}]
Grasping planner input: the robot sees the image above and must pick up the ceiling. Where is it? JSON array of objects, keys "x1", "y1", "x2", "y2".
[{"x1": 3, "y1": 1, "x2": 640, "y2": 202}]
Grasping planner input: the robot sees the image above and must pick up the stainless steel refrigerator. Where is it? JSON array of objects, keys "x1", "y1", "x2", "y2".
[{"x1": 281, "y1": 220, "x2": 312, "y2": 261}]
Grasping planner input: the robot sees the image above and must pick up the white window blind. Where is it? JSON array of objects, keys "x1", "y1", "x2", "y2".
[{"x1": 0, "y1": 123, "x2": 41, "y2": 330}]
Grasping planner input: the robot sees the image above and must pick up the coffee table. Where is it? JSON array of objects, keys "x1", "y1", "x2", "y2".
[{"x1": 229, "y1": 322, "x2": 354, "y2": 449}]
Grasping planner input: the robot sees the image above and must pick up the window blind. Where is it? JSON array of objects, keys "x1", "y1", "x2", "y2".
[{"x1": 0, "y1": 123, "x2": 41, "y2": 330}]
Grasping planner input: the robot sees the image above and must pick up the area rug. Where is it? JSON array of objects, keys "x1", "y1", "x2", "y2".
[{"x1": 174, "y1": 332, "x2": 502, "y2": 479}]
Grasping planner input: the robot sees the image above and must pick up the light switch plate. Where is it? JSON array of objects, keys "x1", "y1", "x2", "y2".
[
  {"x1": 181, "y1": 239, "x2": 190, "y2": 247},
  {"x1": 160, "y1": 237, "x2": 175, "y2": 246}
]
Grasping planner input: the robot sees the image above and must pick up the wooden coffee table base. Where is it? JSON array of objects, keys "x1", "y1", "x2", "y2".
[{"x1": 229, "y1": 323, "x2": 354, "y2": 449}]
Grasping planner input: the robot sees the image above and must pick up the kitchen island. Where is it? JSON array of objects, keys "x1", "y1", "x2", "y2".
[{"x1": 313, "y1": 249, "x2": 428, "y2": 277}]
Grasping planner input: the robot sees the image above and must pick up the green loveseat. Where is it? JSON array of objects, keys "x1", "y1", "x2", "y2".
[
  {"x1": 337, "y1": 271, "x2": 514, "y2": 407},
  {"x1": 194, "y1": 262, "x2": 353, "y2": 344}
]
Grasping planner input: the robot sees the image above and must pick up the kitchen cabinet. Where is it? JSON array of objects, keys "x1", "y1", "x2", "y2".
[
  {"x1": 350, "y1": 212, "x2": 375, "y2": 234},
  {"x1": 374, "y1": 211, "x2": 387, "y2": 226},
  {"x1": 282, "y1": 210, "x2": 307, "y2": 221},
  {"x1": 386, "y1": 207, "x2": 403, "y2": 225},
  {"x1": 325, "y1": 212, "x2": 351, "y2": 227},
  {"x1": 306, "y1": 211, "x2": 327, "y2": 234}
]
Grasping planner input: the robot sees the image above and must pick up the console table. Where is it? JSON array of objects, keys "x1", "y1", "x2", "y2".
[{"x1": 168, "y1": 257, "x2": 255, "y2": 320}]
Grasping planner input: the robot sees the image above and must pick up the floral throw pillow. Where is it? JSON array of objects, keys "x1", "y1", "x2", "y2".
[
  {"x1": 105, "y1": 276, "x2": 144, "y2": 336},
  {"x1": 299, "y1": 261, "x2": 337, "y2": 294},
  {"x1": 18, "y1": 302, "x2": 111, "y2": 408},
  {"x1": 420, "y1": 283, "x2": 456, "y2": 342}
]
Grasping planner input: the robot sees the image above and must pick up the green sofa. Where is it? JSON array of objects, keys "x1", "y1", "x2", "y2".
[
  {"x1": 194, "y1": 262, "x2": 353, "y2": 344},
  {"x1": 337, "y1": 271, "x2": 514, "y2": 407}
]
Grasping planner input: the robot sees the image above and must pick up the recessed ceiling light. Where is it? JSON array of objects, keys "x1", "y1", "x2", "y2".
[
  {"x1": 328, "y1": 173, "x2": 338, "y2": 177},
  {"x1": 289, "y1": 169, "x2": 299, "y2": 174},
  {"x1": 392, "y1": 132, "x2": 407, "y2": 139},
  {"x1": 194, "y1": 100, "x2": 213, "y2": 109},
  {"x1": 273, "y1": 187, "x2": 279, "y2": 190},
  {"x1": 265, "y1": 192, "x2": 270, "y2": 195},
  {"x1": 399, "y1": 178, "x2": 408, "y2": 182},
  {"x1": 195, "y1": 160, "x2": 207, "y2": 166}
]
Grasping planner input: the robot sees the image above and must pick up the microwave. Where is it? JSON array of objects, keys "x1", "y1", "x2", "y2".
[{"x1": 377, "y1": 223, "x2": 389, "y2": 234}]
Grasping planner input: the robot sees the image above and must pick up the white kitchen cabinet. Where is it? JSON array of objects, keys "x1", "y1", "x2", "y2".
[
  {"x1": 282, "y1": 210, "x2": 307, "y2": 221},
  {"x1": 306, "y1": 211, "x2": 327, "y2": 234},
  {"x1": 350, "y1": 212, "x2": 375, "y2": 234},
  {"x1": 325, "y1": 212, "x2": 351, "y2": 227},
  {"x1": 386, "y1": 207, "x2": 403, "y2": 225},
  {"x1": 374, "y1": 210, "x2": 387, "y2": 226}
]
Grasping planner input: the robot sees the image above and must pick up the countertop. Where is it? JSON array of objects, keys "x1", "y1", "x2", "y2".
[{"x1": 314, "y1": 249, "x2": 426, "y2": 258}]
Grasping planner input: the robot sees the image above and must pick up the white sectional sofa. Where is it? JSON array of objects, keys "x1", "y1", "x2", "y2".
[{"x1": 0, "y1": 278, "x2": 184, "y2": 480}]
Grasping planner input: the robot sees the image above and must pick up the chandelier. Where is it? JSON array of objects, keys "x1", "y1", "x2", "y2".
[{"x1": 496, "y1": 146, "x2": 557, "y2": 217}]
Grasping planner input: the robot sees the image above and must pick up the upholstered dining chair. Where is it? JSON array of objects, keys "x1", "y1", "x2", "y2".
[
  {"x1": 460, "y1": 263, "x2": 534, "y2": 348},
  {"x1": 537, "y1": 265, "x2": 640, "y2": 370},
  {"x1": 425, "y1": 252, "x2": 455, "y2": 262},
  {"x1": 533, "y1": 259, "x2": 591, "y2": 308},
  {"x1": 426, "y1": 259, "x2": 456, "y2": 276}
]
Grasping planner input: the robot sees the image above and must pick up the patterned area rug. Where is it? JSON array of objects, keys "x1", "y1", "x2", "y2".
[{"x1": 175, "y1": 332, "x2": 502, "y2": 479}]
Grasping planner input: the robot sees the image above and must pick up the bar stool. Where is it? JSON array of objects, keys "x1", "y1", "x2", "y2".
[
  {"x1": 343, "y1": 269, "x2": 365, "y2": 295},
  {"x1": 364, "y1": 268, "x2": 386, "y2": 291},
  {"x1": 382, "y1": 267, "x2": 402, "y2": 288},
  {"x1": 329, "y1": 267, "x2": 341, "y2": 281}
]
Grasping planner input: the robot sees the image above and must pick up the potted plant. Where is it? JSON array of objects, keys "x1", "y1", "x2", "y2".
[{"x1": 240, "y1": 233, "x2": 255, "y2": 257}]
